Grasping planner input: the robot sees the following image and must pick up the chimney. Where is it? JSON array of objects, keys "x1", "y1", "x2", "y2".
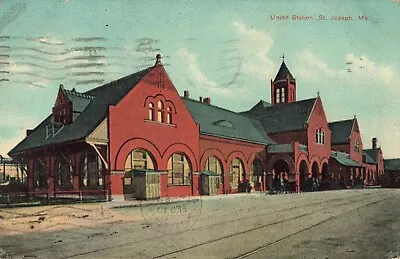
[
  {"x1": 203, "y1": 97, "x2": 211, "y2": 105},
  {"x1": 372, "y1": 137, "x2": 377, "y2": 149},
  {"x1": 199, "y1": 96, "x2": 203, "y2": 102},
  {"x1": 26, "y1": 129, "x2": 33, "y2": 136},
  {"x1": 183, "y1": 90, "x2": 189, "y2": 99}
]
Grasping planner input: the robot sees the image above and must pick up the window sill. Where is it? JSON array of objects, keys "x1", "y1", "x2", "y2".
[
  {"x1": 167, "y1": 184, "x2": 192, "y2": 187},
  {"x1": 145, "y1": 119, "x2": 176, "y2": 127}
]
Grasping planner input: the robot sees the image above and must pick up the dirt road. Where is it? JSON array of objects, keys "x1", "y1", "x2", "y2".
[{"x1": 1, "y1": 189, "x2": 399, "y2": 258}]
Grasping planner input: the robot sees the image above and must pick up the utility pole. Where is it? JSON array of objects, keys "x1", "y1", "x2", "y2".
[{"x1": 0, "y1": 155, "x2": 4, "y2": 182}]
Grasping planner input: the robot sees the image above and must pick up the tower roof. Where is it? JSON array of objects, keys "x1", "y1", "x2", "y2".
[{"x1": 274, "y1": 61, "x2": 295, "y2": 82}]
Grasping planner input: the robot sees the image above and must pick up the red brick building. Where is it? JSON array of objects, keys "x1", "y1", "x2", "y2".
[{"x1": 7, "y1": 55, "x2": 389, "y2": 199}]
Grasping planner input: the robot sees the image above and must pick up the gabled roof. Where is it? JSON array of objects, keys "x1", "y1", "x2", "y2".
[
  {"x1": 182, "y1": 98, "x2": 275, "y2": 145},
  {"x1": 329, "y1": 119, "x2": 354, "y2": 144},
  {"x1": 363, "y1": 149, "x2": 378, "y2": 164},
  {"x1": 63, "y1": 88, "x2": 94, "y2": 113},
  {"x1": 274, "y1": 61, "x2": 295, "y2": 82},
  {"x1": 8, "y1": 67, "x2": 152, "y2": 155},
  {"x1": 242, "y1": 98, "x2": 317, "y2": 134},
  {"x1": 384, "y1": 159, "x2": 400, "y2": 170}
]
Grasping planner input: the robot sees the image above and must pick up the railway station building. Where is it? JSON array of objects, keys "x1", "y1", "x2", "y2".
[{"x1": 7, "y1": 54, "x2": 387, "y2": 199}]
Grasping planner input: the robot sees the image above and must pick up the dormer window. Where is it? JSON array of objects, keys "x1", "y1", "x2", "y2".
[{"x1": 213, "y1": 120, "x2": 233, "y2": 128}]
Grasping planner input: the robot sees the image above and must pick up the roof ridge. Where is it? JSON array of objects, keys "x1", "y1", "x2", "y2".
[
  {"x1": 263, "y1": 97, "x2": 316, "y2": 110},
  {"x1": 183, "y1": 97, "x2": 247, "y2": 117},
  {"x1": 64, "y1": 89, "x2": 94, "y2": 100},
  {"x1": 329, "y1": 118, "x2": 354, "y2": 124},
  {"x1": 85, "y1": 66, "x2": 152, "y2": 95}
]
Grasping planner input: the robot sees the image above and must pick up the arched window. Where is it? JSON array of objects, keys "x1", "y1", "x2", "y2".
[
  {"x1": 54, "y1": 157, "x2": 73, "y2": 191},
  {"x1": 167, "y1": 153, "x2": 191, "y2": 185},
  {"x1": 251, "y1": 159, "x2": 263, "y2": 183},
  {"x1": 124, "y1": 149, "x2": 155, "y2": 171},
  {"x1": 281, "y1": 88, "x2": 285, "y2": 103},
  {"x1": 148, "y1": 102, "x2": 154, "y2": 121},
  {"x1": 80, "y1": 151, "x2": 105, "y2": 188},
  {"x1": 229, "y1": 158, "x2": 244, "y2": 189},
  {"x1": 33, "y1": 159, "x2": 47, "y2": 189},
  {"x1": 157, "y1": 101, "x2": 164, "y2": 123},
  {"x1": 275, "y1": 88, "x2": 280, "y2": 104},
  {"x1": 167, "y1": 107, "x2": 172, "y2": 124},
  {"x1": 205, "y1": 156, "x2": 223, "y2": 185},
  {"x1": 316, "y1": 128, "x2": 324, "y2": 144}
]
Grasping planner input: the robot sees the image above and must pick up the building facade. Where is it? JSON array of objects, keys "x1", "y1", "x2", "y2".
[{"x1": 7, "y1": 55, "x2": 389, "y2": 199}]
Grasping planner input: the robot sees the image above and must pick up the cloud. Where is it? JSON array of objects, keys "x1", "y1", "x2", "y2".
[
  {"x1": 232, "y1": 21, "x2": 275, "y2": 80},
  {"x1": 7, "y1": 61, "x2": 32, "y2": 73},
  {"x1": 297, "y1": 51, "x2": 335, "y2": 80},
  {"x1": 297, "y1": 51, "x2": 395, "y2": 86},
  {"x1": 176, "y1": 48, "x2": 234, "y2": 97},
  {"x1": 0, "y1": 111, "x2": 38, "y2": 157},
  {"x1": 345, "y1": 54, "x2": 394, "y2": 84}
]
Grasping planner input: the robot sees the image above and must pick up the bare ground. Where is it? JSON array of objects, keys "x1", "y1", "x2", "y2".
[{"x1": 0, "y1": 189, "x2": 399, "y2": 259}]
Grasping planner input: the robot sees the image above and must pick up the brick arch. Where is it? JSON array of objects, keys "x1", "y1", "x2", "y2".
[
  {"x1": 248, "y1": 153, "x2": 266, "y2": 173},
  {"x1": 226, "y1": 151, "x2": 248, "y2": 173},
  {"x1": 162, "y1": 143, "x2": 198, "y2": 171},
  {"x1": 309, "y1": 155, "x2": 322, "y2": 173},
  {"x1": 321, "y1": 157, "x2": 329, "y2": 167},
  {"x1": 267, "y1": 153, "x2": 296, "y2": 173},
  {"x1": 200, "y1": 148, "x2": 227, "y2": 172},
  {"x1": 296, "y1": 153, "x2": 309, "y2": 173},
  {"x1": 144, "y1": 94, "x2": 177, "y2": 114},
  {"x1": 114, "y1": 138, "x2": 162, "y2": 171}
]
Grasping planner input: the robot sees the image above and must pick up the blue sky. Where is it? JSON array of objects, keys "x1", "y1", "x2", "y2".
[{"x1": 0, "y1": 0, "x2": 399, "y2": 158}]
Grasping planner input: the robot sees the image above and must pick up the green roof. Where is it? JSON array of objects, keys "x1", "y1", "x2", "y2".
[
  {"x1": 9, "y1": 67, "x2": 152, "y2": 155},
  {"x1": 384, "y1": 159, "x2": 400, "y2": 170},
  {"x1": 331, "y1": 151, "x2": 361, "y2": 167},
  {"x1": 242, "y1": 98, "x2": 316, "y2": 134},
  {"x1": 182, "y1": 98, "x2": 275, "y2": 145},
  {"x1": 329, "y1": 119, "x2": 354, "y2": 144},
  {"x1": 363, "y1": 149, "x2": 377, "y2": 164}
]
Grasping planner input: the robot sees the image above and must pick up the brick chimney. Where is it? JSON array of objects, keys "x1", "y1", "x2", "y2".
[
  {"x1": 203, "y1": 97, "x2": 211, "y2": 105},
  {"x1": 183, "y1": 90, "x2": 189, "y2": 99},
  {"x1": 26, "y1": 129, "x2": 33, "y2": 136},
  {"x1": 372, "y1": 137, "x2": 377, "y2": 149}
]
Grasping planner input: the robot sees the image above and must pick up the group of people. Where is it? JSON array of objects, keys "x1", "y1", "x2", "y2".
[{"x1": 271, "y1": 177, "x2": 297, "y2": 194}]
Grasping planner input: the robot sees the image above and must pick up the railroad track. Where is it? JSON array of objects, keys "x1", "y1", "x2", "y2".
[{"x1": 0, "y1": 190, "x2": 392, "y2": 258}]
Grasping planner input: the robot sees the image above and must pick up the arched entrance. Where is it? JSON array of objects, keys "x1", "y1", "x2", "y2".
[
  {"x1": 321, "y1": 163, "x2": 329, "y2": 180},
  {"x1": 271, "y1": 160, "x2": 290, "y2": 193},
  {"x1": 251, "y1": 159, "x2": 263, "y2": 191},
  {"x1": 229, "y1": 158, "x2": 245, "y2": 191},
  {"x1": 320, "y1": 162, "x2": 330, "y2": 190},
  {"x1": 311, "y1": 162, "x2": 319, "y2": 178},
  {"x1": 123, "y1": 149, "x2": 156, "y2": 199},
  {"x1": 299, "y1": 160, "x2": 308, "y2": 192}
]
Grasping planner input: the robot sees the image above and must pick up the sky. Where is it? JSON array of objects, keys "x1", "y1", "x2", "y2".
[{"x1": 0, "y1": 0, "x2": 399, "y2": 158}]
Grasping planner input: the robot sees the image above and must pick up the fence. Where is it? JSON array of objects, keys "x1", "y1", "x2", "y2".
[{"x1": 0, "y1": 189, "x2": 109, "y2": 207}]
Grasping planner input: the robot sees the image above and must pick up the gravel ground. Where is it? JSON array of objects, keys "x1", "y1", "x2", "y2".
[{"x1": 0, "y1": 189, "x2": 399, "y2": 259}]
